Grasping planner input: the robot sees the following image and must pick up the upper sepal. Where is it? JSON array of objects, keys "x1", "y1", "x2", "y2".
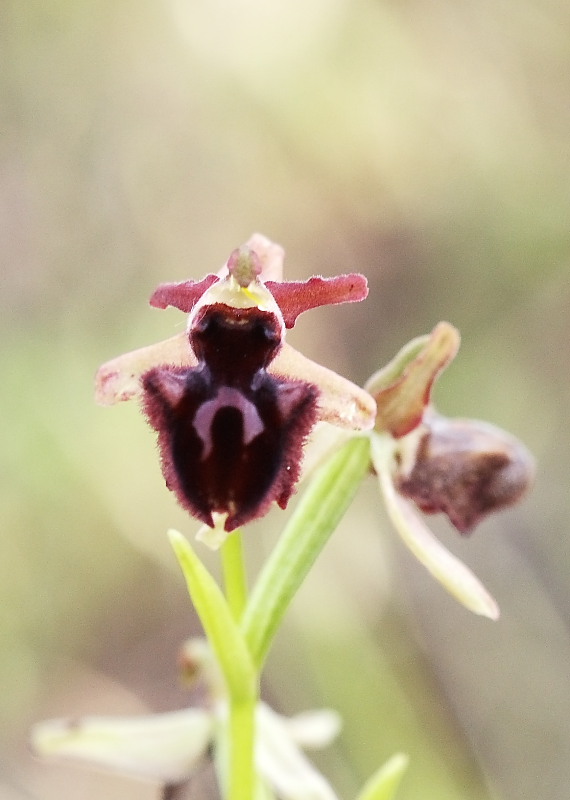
[{"x1": 365, "y1": 322, "x2": 460, "y2": 437}]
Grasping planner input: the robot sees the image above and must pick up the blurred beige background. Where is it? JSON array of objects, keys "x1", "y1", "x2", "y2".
[{"x1": 1, "y1": 1, "x2": 569, "y2": 798}]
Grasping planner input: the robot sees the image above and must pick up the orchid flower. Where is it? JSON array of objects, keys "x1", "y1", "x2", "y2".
[
  {"x1": 31, "y1": 638, "x2": 408, "y2": 800},
  {"x1": 95, "y1": 234, "x2": 375, "y2": 539},
  {"x1": 31, "y1": 637, "x2": 339, "y2": 799},
  {"x1": 365, "y1": 322, "x2": 535, "y2": 619}
]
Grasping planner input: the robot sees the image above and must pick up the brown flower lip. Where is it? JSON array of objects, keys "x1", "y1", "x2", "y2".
[
  {"x1": 142, "y1": 301, "x2": 320, "y2": 532},
  {"x1": 397, "y1": 412, "x2": 536, "y2": 534}
]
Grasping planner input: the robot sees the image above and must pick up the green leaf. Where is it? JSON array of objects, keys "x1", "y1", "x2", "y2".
[
  {"x1": 168, "y1": 529, "x2": 256, "y2": 702},
  {"x1": 241, "y1": 436, "x2": 371, "y2": 669},
  {"x1": 356, "y1": 753, "x2": 409, "y2": 800}
]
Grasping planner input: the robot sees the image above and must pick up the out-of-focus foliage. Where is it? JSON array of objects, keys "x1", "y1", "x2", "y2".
[{"x1": 1, "y1": 0, "x2": 568, "y2": 798}]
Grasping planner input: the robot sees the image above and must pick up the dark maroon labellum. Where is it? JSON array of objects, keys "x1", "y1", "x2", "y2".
[{"x1": 142, "y1": 303, "x2": 318, "y2": 531}]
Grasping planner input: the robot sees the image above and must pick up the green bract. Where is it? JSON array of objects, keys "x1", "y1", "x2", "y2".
[{"x1": 242, "y1": 436, "x2": 372, "y2": 669}]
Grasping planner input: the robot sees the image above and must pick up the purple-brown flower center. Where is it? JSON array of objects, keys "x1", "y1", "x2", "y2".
[{"x1": 142, "y1": 302, "x2": 318, "y2": 532}]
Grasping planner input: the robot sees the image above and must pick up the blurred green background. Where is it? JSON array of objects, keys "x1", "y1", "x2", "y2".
[{"x1": 1, "y1": 1, "x2": 569, "y2": 798}]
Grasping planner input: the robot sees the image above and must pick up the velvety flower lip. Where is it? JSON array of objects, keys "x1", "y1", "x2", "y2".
[{"x1": 95, "y1": 234, "x2": 376, "y2": 533}]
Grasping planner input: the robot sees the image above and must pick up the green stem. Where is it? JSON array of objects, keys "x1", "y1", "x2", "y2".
[
  {"x1": 228, "y1": 694, "x2": 258, "y2": 800},
  {"x1": 220, "y1": 530, "x2": 257, "y2": 800},
  {"x1": 168, "y1": 530, "x2": 258, "y2": 799},
  {"x1": 221, "y1": 529, "x2": 248, "y2": 621}
]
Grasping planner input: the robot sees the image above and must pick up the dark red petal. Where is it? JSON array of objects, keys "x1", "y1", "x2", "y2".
[
  {"x1": 149, "y1": 275, "x2": 219, "y2": 312},
  {"x1": 265, "y1": 274, "x2": 368, "y2": 328}
]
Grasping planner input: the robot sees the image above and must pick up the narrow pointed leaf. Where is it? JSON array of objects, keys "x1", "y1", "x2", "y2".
[
  {"x1": 242, "y1": 436, "x2": 371, "y2": 668},
  {"x1": 168, "y1": 529, "x2": 256, "y2": 701},
  {"x1": 370, "y1": 435, "x2": 499, "y2": 619},
  {"x1": 356, "y1": 753, "x2": 409, "y2": 800}
]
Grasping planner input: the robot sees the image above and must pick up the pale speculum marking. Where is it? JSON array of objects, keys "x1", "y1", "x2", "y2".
[{"x1": 192, "y1": 386, "x2": 265, "y2": 459}]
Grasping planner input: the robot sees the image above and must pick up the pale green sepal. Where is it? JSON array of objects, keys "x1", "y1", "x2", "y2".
[
  {"x1": 255, "y1": 779, "x2": 278, "y2": 800},
  {"x1": 95, "y1": 332, "x2": 196, "y2": 406},
  {"x1": 365, "y1": 336, "x2": 429, "y2": 395},
  {"x1": 365, "y1": 322, "x2": 460, "y2": 438},
  {"x1": 256, "y1": 703, "x2": 340, "y2": 800},
  {"x1": 283, "y1": 709, "x2": 342, "y2": 749},
  {"x1": 242, "y1": 436, "x2": 371, "y2": 669},
  {"x1": 356, "y1": 753, "x2": 409, "y2": 800},
  {"x1": 370, "y1": 435, "x2": 500, "y2": 620},
  {"x1": 30, "y1": 708, "x2": 213, "y2": 783},
  {"x1": 168, "y1": 529, "x2": 257, "y2": 701}
]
